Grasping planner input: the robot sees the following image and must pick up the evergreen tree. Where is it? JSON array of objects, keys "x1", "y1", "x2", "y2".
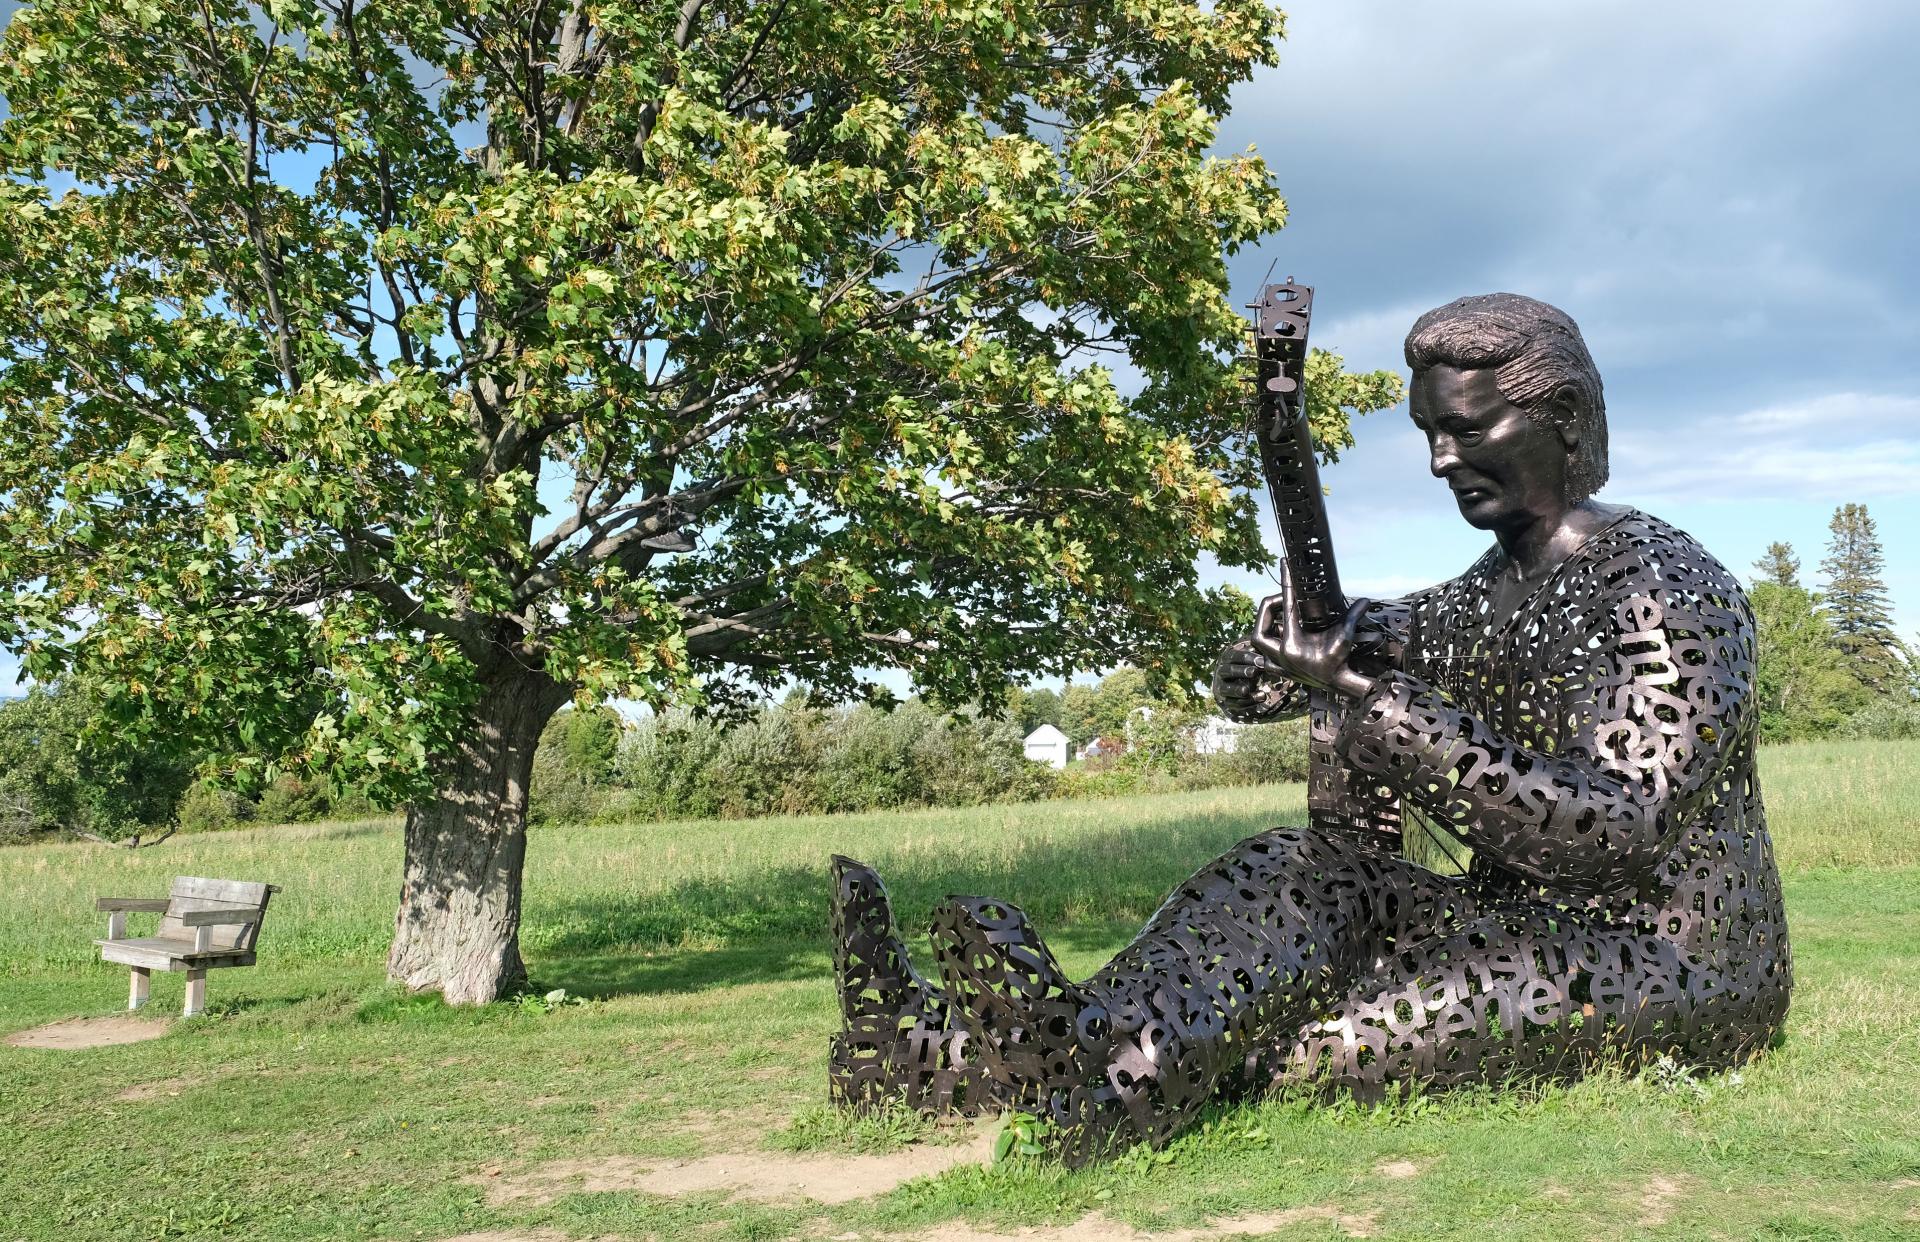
[
  {"x1": 1752, "y1": 541, "x2": 1801, "y2": 589},
  {"x1": 1749, "y1": 583, "x2": 1869, "y2": 741},
  {"x1": 1819, "y1": 504, "x2": 1910, "y2": 693}
]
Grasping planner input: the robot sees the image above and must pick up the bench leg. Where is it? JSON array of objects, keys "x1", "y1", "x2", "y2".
[
  {"x1": 128, "y1": 967, "x2": 151, "y2": 1011},
  {"x1": 183, "y1": 968, "x2": 207, "y2": 1018}
]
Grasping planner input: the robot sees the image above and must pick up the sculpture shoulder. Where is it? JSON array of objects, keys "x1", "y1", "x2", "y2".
[{"x1": 1583, "y1": 508, "x2": 1752, "y2": 616}]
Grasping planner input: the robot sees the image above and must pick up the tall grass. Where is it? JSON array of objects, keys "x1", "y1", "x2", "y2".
[
  {"x1": 1754, "y1": 738, "x2": 1920, "y2": 870},
  {"x1": 0, "y1": 785, "x2": 1306, "y2": 975},
  {"x1": 2, "y1": 739, "x2": 1913, "y2": 978}
]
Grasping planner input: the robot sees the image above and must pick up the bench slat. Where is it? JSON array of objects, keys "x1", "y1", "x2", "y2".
[
  {"x1": 170, "y1": 877, "x2": 272, "y2": 906},
  {"x1": 178, "y1": 908, "x2": 263, "y2": 927},
  {"x1": 95, "y1": 936, "x2": 256, "y2": 971},
  {"x1": 95, "y1": 897, "x2": 170, "y2": 913}
]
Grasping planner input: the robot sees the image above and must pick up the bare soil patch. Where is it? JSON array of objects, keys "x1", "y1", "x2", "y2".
[
  {"x1": 1374, "y1": 1158, "x2": 1426, "y2": 1179},
  {"x1": 1636, "y1": 1175, "x2": 1688, "y2": 1227},
  {"x1": 910, "y1": 1206, "x2": 1378, "y2": 1241},
  {"x1": 115, "y1": 1073, "x2": 208, "y2": 1101},
  {"x1": 5, "y1": 1016, "x2": 171, "y2": 1050},
  {"x1": 471, "y1": 1131, "x2": 996, "y2": 1208}
]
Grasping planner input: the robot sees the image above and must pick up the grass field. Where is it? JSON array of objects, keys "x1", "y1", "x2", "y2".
[{"x1": 1, "y1": 739, "x2": 1917, "y2": 1240}]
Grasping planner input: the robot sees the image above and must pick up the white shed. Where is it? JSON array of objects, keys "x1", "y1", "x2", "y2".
[
  {"x1": 1023, "y1": 723, "x2": 1071, "y2": 769},
  {"x1": 1189, "y1": 714, "x2": 1245, "y2": 756}
]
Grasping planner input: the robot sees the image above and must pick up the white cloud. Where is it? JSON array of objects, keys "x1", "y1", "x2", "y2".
[
  {"x1": 1729, "y1": 392, "x2": 1920, "y2": 433},
  {"x1": 1613, "y1": 393, "x2": 1920, "y2": 506}
]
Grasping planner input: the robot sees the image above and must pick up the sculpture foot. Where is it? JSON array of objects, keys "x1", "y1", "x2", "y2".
[
  {"x1": 929, "y1": 895, "x2": 1113, "y2": 1111},
  {"x1": 829, "y1": 857, "x2": 1003, "y2": 1115},
  {"x1": 830, "y1": 855, "x2": 931, "y2": 1020}
]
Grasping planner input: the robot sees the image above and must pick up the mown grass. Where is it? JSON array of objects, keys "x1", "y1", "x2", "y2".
[{"x1": 1, "y1": 741, "x2": 1917, "y2": 1241}]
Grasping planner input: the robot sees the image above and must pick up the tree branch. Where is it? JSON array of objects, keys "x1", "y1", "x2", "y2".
[{"x1": 627, "y1": 0, "x2": 709, "y2": 172}]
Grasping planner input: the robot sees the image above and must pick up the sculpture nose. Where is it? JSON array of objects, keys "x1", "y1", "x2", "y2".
[{"x1": 1429, "y1": 438, "x2": 1460, "y2": 478}]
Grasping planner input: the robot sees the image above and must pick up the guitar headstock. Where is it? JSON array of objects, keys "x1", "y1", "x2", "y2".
[
  {"x1": 1249, "y1": 279, "x2": 1314, "y2": 413},
  {"x1": 1252, "y1": 280, "x2": 1313, "y2": 343}
]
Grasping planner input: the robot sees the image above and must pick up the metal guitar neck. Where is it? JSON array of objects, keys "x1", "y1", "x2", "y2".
[{"x1": 1251, "y1": 280, "x2": 1347, "y2": 631}]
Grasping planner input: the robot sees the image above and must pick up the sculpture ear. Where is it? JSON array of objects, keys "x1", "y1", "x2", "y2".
[{"x1": 1550, "y1": 385, "x2": 1583, "y2": 453}]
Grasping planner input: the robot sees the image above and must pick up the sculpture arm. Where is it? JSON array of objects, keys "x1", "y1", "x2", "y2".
[{"x1": 1334, "y1": 588, "x2": 1754, "y2": 895}]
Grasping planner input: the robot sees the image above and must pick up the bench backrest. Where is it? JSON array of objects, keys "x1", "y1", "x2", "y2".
[{"x1": 159, "y1": 876, "x2": 276, "y2": 953}]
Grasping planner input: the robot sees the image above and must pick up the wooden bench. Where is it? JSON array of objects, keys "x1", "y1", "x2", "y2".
[{"x1": 95, "y1": 877, "x2": 278, "y2": 1017}]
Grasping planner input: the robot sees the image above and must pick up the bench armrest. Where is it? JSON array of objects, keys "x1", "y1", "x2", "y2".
[
  {"x1": 96, "y1": 898, "x2": 170, "y2": 912},
  {"x1": 178, "y1": 909, "x2": 262, "y2": 927}
]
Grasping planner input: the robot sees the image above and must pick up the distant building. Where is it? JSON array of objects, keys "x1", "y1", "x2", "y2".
[
  {"x1": 1189, "y1": 714, "x2": 1245, "y2": 756},
  {"x1": 1022, "y1": 724, "x2": 1071, "y2": 769}
]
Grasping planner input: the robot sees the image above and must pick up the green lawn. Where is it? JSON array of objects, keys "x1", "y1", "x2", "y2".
[{"x1": 2, "y1": 740, "x2": 1917, "y2": 1240}]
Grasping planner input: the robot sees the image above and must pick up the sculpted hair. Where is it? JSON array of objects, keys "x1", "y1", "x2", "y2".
[{"x1": 1403, "y1": 293, "x2": 1609, "y2": 500}]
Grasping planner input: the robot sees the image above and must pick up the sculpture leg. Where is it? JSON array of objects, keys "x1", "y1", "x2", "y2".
[
  {"x1": 1276, "y1": 906, "x2": 1786, "y2": 1099},
  {"x1": 929, "y1": 826, "x2": 1476, "y2": 1161}
]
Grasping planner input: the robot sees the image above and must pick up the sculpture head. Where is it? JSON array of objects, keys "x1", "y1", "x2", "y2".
[{"x1": 1403, "y1": 294, "x2": 1608, "y2": 532}]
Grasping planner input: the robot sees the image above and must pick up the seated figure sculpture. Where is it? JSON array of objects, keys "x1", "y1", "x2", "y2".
[{"x1": 827, "y1": 293, "x2": 1792, "y2": 1164}]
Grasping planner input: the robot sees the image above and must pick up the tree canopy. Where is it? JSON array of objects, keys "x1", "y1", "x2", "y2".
[
  {"x1": 0, "y1": 0, "x2": 1396, "y2": 1001},
  {"x1": 1748, "y1": 582, "x2": 1869, "y2": 742}
]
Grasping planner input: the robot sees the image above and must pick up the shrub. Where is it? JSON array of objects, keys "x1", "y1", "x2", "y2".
[
  {"x1": 529, "y1": 766, "x2": 602, "y2": 827},
  {"x1": 1216, "y1": 717, "x2": 1312, "y2": 785},
  {"x1": 1054, "y1": 765, "x2": 1158, "y2": 800},
  {"x1": 914, "y1": 708, "x2": 1047, "y2": 807},
  {"x1": 614, "y1": 710, "x2": 730, "y2": 820},
  {"x1": 528, "y1": 697, "x2": 1308, "y2": 827},
  {"x1": 1839, "y1": 697, "x2": 1920, "y2": 740},
  {"x1": 1117, "y1": 708, "x2": 1199, "y2": 776},
  {"x1": 549, "y1": 706, "x2": 623, "y2": 784},
  {"x1": 175, "y1": 784, "x2": 253, "y2": 834},
  {"x1": 255, "y1": 774, "x2": 331, "y2": 825},
  {"x1": 323, "y1": 779, "x2": 379, "y2": 819},
  {"x1": 812, "y1": 702, "x2": 935, "y2": 813},
  {"x1": 700, "y1": 704, "x2": 823, "y2": 818}
]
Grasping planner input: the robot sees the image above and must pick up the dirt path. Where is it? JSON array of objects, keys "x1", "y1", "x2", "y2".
[
  {"x1": 4, "y1": 1016, "x2": 172, "y2": 1049},
  {"x1": 904, "y1": 1207, "x2": 1379, "y2": 1240},
  {"x1": 472, "y1": 1130, "x2": 998, "y2": 1208}
]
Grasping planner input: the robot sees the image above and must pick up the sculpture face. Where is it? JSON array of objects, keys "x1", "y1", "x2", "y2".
[{"x1": 1409, "y1": 365, "x2": 1573, "y2": 532}]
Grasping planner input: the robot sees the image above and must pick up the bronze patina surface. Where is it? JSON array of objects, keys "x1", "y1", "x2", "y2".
[{"x1": 827, "y1": 294, "x2": 1790, "y2": 1163}]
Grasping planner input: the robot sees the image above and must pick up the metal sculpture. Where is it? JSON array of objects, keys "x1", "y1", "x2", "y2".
[
  {"x1": 827, "y1": 292, "x2": 1792, "y2": 1165},
  {"x1": 1250, "y1": 279, "x2": 1348, "y2": 631}
]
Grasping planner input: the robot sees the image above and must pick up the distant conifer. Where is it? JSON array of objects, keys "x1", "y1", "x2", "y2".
[
  {"x1": 1819, "y1": 504, "x2": 1910, "y2": 693},
  {"x1": 1753, "y1": 541, "x2": 1801, "y2": 589}
]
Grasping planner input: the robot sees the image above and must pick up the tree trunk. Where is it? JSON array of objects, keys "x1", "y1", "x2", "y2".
[{"x1": 387, "y1": 669, "x2": 569, "y2": 1005}]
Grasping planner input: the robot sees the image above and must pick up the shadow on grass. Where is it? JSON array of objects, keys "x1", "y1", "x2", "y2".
[
  {"x1": 531, "y1": 942, "x2": 828, "y2": 999},
  {"x1": 522, "y1": 807, "x2": 1298, "y2": 999}
]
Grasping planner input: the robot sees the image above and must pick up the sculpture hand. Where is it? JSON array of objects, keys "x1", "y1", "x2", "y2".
[
  {"x1": 1250, "y1": 567, "x2": 1373, "y2": 699},
  {"x1": 1211, "y1": 639, "x2": 1278, "y2": 717}
]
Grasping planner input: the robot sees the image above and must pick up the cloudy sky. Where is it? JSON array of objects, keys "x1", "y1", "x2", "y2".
[
  {"x1": 1207, "y1": 0, "x2": 1920, "y2": 631},
  {"x1": 3, "y1": 1, "x2": 1915, "y2": 693}
]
